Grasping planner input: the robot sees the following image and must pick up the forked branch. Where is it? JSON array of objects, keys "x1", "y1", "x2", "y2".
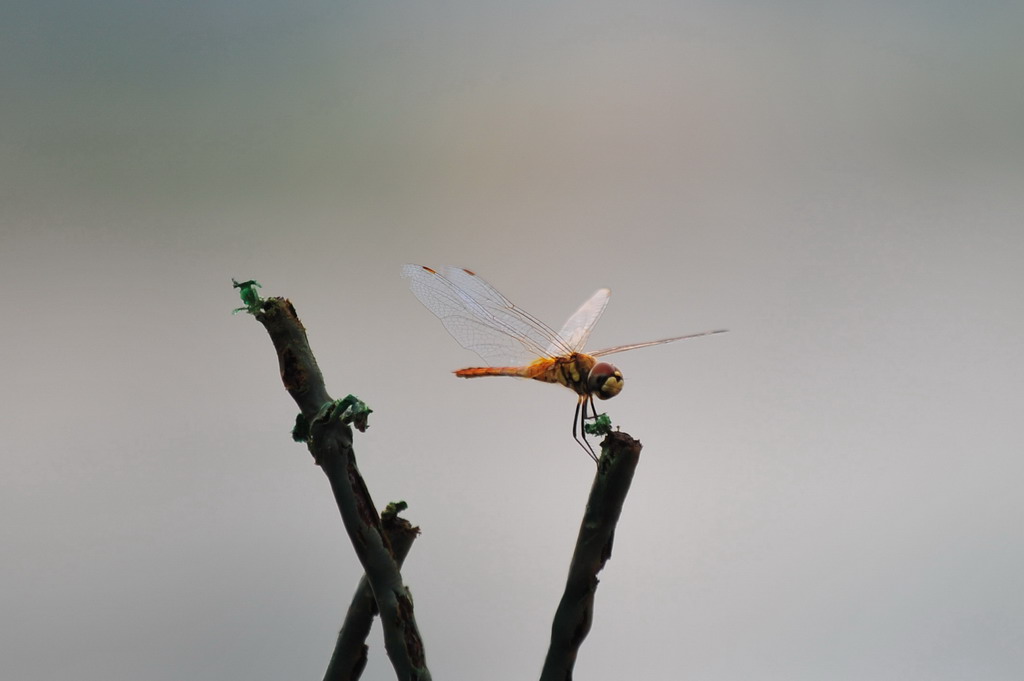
[{"x1": 248, "y1": 295, "x2": 430, "y2": 681}]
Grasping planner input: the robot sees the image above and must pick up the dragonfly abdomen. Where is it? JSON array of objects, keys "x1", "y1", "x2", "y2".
[{"x1": 454, "y1": 366, "x2": 533, "y2": 379}]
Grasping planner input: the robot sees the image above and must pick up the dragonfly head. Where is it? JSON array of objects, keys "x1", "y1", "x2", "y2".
[{"x1": 588, "y1": 362, "x2": 624, "y2": 400}]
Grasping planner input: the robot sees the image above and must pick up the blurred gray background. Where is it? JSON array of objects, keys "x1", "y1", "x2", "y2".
[{"x1": 2, "y1": 1, "x2": 1022, "y2": 679}]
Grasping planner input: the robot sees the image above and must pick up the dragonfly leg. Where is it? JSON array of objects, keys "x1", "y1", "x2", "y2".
[{"x1": 573, "y1": 395, "x2": 599, "y2": 464}]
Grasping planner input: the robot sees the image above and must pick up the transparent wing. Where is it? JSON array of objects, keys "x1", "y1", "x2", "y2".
[
  {"x1": 402, "y1": 264, "x2": 574, "y2": 366},
  {"x1": 590, "y1": 329, "x2": 729, "y2": 357},
  {"x1": 547, "y1": 288, "x2": 610, "y2": 355}
]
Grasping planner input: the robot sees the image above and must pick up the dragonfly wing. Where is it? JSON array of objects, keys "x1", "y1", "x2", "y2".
[
  {"x1": 549, "y1": 288, "x2": 610, "y2": 354},
  {"x1": 590, "y1": 329, "x2": 728, "y2": 357},
  {"x1": 402, "y1": 265, "x2": 569, "y2": 366}
]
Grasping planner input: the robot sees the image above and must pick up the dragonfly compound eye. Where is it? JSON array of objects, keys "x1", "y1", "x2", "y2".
[{"x1": 589, "y1": 362, "x2": 624, "y2": 400}]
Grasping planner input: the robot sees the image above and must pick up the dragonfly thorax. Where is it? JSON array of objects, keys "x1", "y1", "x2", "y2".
[
  {"x1": 588, "y1": 361, "x2": 624, "y2": 400},
  {"x1": 527, "y1": 353, "x2": 623, "y2": 399}
]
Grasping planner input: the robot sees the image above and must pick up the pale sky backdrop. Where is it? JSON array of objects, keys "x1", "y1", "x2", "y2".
[{"x1": 2, "y1": 1, "x2": 1022, "y2": 679}]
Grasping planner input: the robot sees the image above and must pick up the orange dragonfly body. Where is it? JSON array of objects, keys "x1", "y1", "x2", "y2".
[{"x1": 402, "y1": 265, "x2": 725, "y2": 461}]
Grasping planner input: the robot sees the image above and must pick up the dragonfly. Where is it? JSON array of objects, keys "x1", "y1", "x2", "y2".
[{"x1": 402, "y1": 265, "x2": 726, "y2": 462}]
